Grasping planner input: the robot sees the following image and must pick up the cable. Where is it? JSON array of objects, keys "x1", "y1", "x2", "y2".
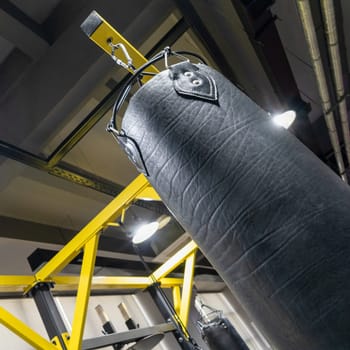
[
  {"x1": 133, "y1": 244, "x2": 201, "y2": 349},
  {"x1": 107, "y1": 47, "x2": 207, "y2": 133}
]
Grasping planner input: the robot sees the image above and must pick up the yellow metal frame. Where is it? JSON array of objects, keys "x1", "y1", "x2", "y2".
[
  {"x1": 82, "y1": 11, "x2": 158, "y2": 82},
  {"x1": 0, "y1": 175, "x2": 198, "y2": 349},
  {"x1": 0, "y1": 14, "x2": 199, "y2": 350}
]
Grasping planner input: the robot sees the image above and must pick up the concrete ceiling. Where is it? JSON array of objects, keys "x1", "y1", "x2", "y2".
[{"x1": 1, "y1": 0, "x2": 350, "y2": 289}]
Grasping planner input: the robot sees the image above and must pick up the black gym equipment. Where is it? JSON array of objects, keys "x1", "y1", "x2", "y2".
[{"x1": 111, "y1": 50, "x2": 350, "y2": 349}]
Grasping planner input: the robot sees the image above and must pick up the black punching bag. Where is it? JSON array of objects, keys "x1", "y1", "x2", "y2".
[
  {"x1": 201, "y1": 318, "x2": 249, "y2": 350},
  {"x1": 120, "y1": 61, "x2": 350, "y2": 349}
]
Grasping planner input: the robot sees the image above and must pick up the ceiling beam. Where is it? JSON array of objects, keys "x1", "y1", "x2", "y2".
[
  {"x1": 0, "y1": 48, "x2": 31, "y2": 101},
  {"x1": 0, "y1": 0, "x2": 50, "y2": 59},
  {"x1": 0, "y1": 215, "x2": 154, "y2": 256},
  {"x1": 47, "y1": 17, "x2": 188, "y2": 167},
  {"x1": 0, "y1": 140, "x2": 124, "y2": 196},
  {"x1": 0, "y1": 0, "x2": 174, "y2": 154}
]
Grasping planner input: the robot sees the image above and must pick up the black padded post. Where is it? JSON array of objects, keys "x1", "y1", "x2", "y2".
[
  {"x1": 30, "y1": 283, "x2": 68, "y2": 349},
  {"x1": 201, "y1": 318, "x2": 249, "y2": 350}
]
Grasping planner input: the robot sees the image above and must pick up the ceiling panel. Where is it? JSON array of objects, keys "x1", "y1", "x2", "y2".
[
  {"x1": 9, "y1": 0, "x2": 61, "y2": 23},
  {"x1": 0, "y1": 162, "x2": 110, "y2": 230},
  {"x1": 0, "y1": 35, "x2": 14, "y2": 63}
]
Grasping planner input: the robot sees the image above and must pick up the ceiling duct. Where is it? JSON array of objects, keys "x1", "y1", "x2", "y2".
[
  {"x1": 297, "y1": 0, "x2": 347, "y2": 181},
  {"x1": 320, "y1": 0, "x2": 350, "y2": 166}
]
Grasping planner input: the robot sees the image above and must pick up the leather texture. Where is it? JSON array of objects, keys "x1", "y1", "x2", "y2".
[
  {"x1": 202, "y1": 318, "x2": 249, "y2": 350},
  {"x1": 169, "y1": 62, "x2": 218, "y2": 102},
  {"x1": 121, "y1": 63, "x2": 350, "y2": 350}
]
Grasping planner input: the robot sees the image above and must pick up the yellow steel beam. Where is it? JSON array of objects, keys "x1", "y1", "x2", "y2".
[
  {"x1": 51, "y1": 333, "x2": 69, "y2": 350},
  {"x1": 151, "y1": 240, "x2": 198, "y2": 281},
  {"x1": 172, "y1": 286, "x2": 181, "y2": 315},
  {"x1": 34, "y1": 174, "x2": 150, "y2": 283},
  {"x1": 69, "y1": 234, "x2": 100, "y2": 350},
  {"x1": 0, "y1": 276, "x2": 35, "y2": 293},
  {"x1": 0, "y1": 276, "x2": 184, "y2": 294},
  {"x1": 53, "y1": 276, "x2": 184, "y2": 291},
  {"x1": 81, "y1": 11, "x2": 159, "y2": 81},
  {"x1": 0, "y1": 307, "x2": 57, "y2": 350},
  {"x1": 0, "y1": 275, "x2": 34, "y2": 285},
  {"x1": 179, "y1": 252, "x2": 196, "y2": 327},
  {"x1": 136, "y1": 186, "x2": 161, "y2": 201}
]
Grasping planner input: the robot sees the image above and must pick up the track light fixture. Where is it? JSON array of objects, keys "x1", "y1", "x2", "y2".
[
  {"x1": 272, "y1": 110, "x2": 296, "y2": 129},
  {"x1": 132, "y1": 214, "x2": 171, "y2": 244}
]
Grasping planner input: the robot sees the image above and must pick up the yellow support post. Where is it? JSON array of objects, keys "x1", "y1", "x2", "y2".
[
  {"x1": 179, "y1": 252, "x2": 197, "y2": 327},
  {"x1": 173, "y1": 286, "x2": 181, "y2": 315},
  {"x1": 151, "y1": 240, "x2": 198, "y2": 281},
  {"x1": 34, "y1": 174, "x2": 150, "y2": 283},
  {"x1": 136, "y1": 186, "x2": 161, "y2": 200},
  {"x1": 0, "y1": 307, "x2": 57, "y2": 350},
  {"x1": 69, "y1": 234, "x2": 100, "y2": 350},
  {"x1": 81, "y1": 11, "x2": 159, "y2": 82}
]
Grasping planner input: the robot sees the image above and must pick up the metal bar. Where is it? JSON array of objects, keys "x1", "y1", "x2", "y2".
[
  {"x1": 0, "y1": 276, "x2": 184, "y2": 294},
  {"x1": 69, "y1": 234, "x2": 100, "y2": 350},
  {"x1": 49, "y1": 161, "x2": 124, "y2": 196},
  {"x1": 321, "y1": 0, "x2": 350, "y2": 165},
  {"x1": 297, "y1": 0, "x2": 347, "y2": 181},
  {"x1": 0, "y1": 0, "x2": 52, "y2": 44},
  {"x1": 173, "y1": 286, "x2": 181, "y2": 314},
  {"x1": 47, "y1": 19, "x2": 187, "y2": 169},
  {"x1": 0, "y1": 18, "x2": 187, "y2": 196},
  {"x1": 82, "y1": 323, "x2": 176, "y2": 350},
  {"x1": 54, "y1": 276, "x2": 183, "y2": 290},
  {"x1": 0, "y1": 140, "x2": 123, "y2": 197},
  {"x1": 30, "y1": 283, "x2": 68, "y2": 349},
  {"x1": 0, "y1": 139, "x2": 48, "y2": 169},
  {"x1": 81, "y1": 11, "x2": 158, "y2": 80},
  {"x1": 34, "y1": 174, "x2": 150, "y2": 283},
  {"x1": 58, "y1": 275, "x2": 179, "y2": 290},
  {"x1": 135, "y1": 186, "x2": 161, "y2": 201},
  {"x1": 179, "y1": 252, "x2": 196, "y2": 327},
  {"x1": 0, "y1": 307, "x2": 57, "y2": 350},
  {"x1": 0, "y1": 275, "x2": 35, "y2": 286},
  {"x1": 151, "y1": 240, "x2": 198, "y2": 281},
  {"x1": 54, "y1": 275, "x2": 150, "y2": 289},
  {"x1": 147, "y1": 285, "x2": 194, "y2": 350}
]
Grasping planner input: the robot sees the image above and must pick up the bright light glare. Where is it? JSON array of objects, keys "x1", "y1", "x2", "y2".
[
  {"x1": 272, "y1": 110, "x2": 296, "y2": 129},
  {"x1": 132, "y1": 221, "x2": 159, "y2": 244}
]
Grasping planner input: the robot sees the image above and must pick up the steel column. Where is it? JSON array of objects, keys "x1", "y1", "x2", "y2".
[
  {"x1": 148, "y1": 284, "x2": 197, "y2": 350},
  {"x1": 173, "y1": 286, "x2": 181, "y2": 314},
  {"x1": 30, "y1": 283, "x2": 68, "y2": 349},
  {"x1": 179, "y1": 252, "x2": 196, "y2": 328},
  {"x1": 151, "y1": 240, "x2": 198, "y2": 281},
  {"x1": 69, "y1": 234, "x2": 100, "y2": 350}
]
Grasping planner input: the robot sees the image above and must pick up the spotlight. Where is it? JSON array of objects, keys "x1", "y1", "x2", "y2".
[
  {"x1": 272, "y1": 110, "x2": 296, "y2": 129},
  {"x1": 132, "y1": 214, "x2": 172, "y2": 244},
  {"x1": 132, "y1": 221, "x2": 159, "y2": 244}
]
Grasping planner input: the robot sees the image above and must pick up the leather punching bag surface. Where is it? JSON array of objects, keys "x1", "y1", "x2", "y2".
[
  {"x1": 121, "y1": 62, "x2": 350, "y2": 350},
  {"x1": 201, "y1": 318, "x2": 249, "y2": 350}
]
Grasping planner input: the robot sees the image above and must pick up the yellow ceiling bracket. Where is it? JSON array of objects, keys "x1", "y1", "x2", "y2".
[{"x1": 81, "y1": 11, "x2": 159, "y2": 82}]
